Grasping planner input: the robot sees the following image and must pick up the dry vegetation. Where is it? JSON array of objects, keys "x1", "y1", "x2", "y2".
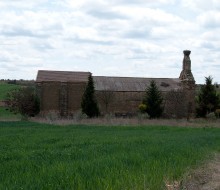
[
  {"x1": 164, "y1": 154, "x2": 220, "y2": 190},
  {"x1": 31, "y1": 115, "x2": 220, "y2": 128}
]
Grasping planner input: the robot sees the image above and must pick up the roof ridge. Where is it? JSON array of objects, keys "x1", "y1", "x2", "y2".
[{"x1": 94, "y1": 76, "x2": 179, "y2": 80}]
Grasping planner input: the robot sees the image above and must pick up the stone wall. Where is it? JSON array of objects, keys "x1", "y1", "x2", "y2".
[
  {"x1": 37, "y1": 81, "x2": 86, "y2": 116},
  {"x1": 37, "y1": 81, "x2": 195, "y2": 118},
  {"x1": 96, "y1": 91, "x2": 145, "y2": 116},
  {"x1": 39, "y1": 82, "x2": 61, "y2": 112},
  {"x1": 181, "y1": 80, "x2": 196, "y2": 118},
  {"x1": 68, "y1": 82, "x2": 87, "y2": 115}
]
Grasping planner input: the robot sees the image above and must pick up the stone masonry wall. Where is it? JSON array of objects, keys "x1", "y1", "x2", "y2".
[
  {"x1": 68, "y1": 82, "x2": 87, "y2": 115},
  {"x1": 38, "y1": 81, "x2": 194, "y2": 118},
  {"x1": 40, "y1": 82, "x2": 61, "y2": 113},
  {"x1": 96, "y1": 91, "x2": 145, "y2": 116},
  {"x1": 38, "y1": 81, "x2": 86, "y2": 116}
]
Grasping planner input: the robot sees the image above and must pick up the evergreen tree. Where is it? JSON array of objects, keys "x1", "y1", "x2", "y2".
[
  {"x1": 143, "y1": 80, "x2": 163, "y2": 118},
  {"x1": 196, "y1": 76, "x2": 220, "y2": 117},
  {"x1": 81, "y1": 74, "x2": 100, "y2": 118}
]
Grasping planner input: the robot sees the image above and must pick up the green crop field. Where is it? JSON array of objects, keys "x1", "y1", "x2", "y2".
[
  {"x1": 0, "y1": 122, "x2": 220, "y2": 189},
  {"x1": 0, "y1": 107, "x2": 21, "y2": 120}
]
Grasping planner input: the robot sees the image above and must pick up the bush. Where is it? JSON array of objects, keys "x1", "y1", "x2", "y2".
[
  {"x1": 73, "y1": 110, "x2": 88, "y2": 122},
  {"x1": 137, "y1": 113, "x2": 149, "y2": 120},
  {"x1": 206, "y1": 112, "x2": 216, "y2": 120},
  {"x1": 6, "y1": 86, "x2": 40, "y2": 117},
  {"x1": 45, "y1": 111, "x2": 60, "y2": 122},
  {"x1": 138, "y1": 103, "x2": 147, "y2": 113}
]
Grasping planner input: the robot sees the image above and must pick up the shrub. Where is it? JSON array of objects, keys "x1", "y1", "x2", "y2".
[
  {"x1": 137, "y1": 113, "x2": 149, "y2": 120},
  {"x1": 138, "y1": 103, "x2": 147, "y2": 113},
  {"x1": 6, "y1": 86, "x2": 40, "y2": 117},
  {"x1": 73, "y1": 110, "x2": 88, "y2": 122},
  {"x1": 206, "y1": 112, "x2": 216, "y2": 120},
  {"x1": 45, "y1": 111, "x2": 60, "y2": 122}
]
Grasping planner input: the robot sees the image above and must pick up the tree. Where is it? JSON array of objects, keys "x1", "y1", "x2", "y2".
[
  {"x1": 81, "y1": 74, "x2": 100, "y2": 117},
  {"x1": 143, "y1": 80, "x2": 163, "y2": 118},
  {"x1": 196, "y1": 76, "x2": 220, "y2": 117},
  {"x1": 6, "y1": 86, "x2": 40, "y2": 117}
]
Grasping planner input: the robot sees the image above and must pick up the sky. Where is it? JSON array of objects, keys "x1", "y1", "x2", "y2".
[{"x1": 0, "y1": 0, "x2": 220, "y2": 84}]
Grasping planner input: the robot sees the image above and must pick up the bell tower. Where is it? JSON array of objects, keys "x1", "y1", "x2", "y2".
[
  {"x1": 179, "y1": 50, "x2": 196, "y2": 119},
  {"x1": 179, "y1": 50, "x2": 195, "y2": 81}
]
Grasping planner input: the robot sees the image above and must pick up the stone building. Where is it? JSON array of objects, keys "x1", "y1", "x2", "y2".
[{"x1": 36, "y1": 50, "x2": 196, "y2": 118}]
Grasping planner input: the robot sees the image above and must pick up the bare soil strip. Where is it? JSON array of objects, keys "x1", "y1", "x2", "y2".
[
  {"x1": 181, "y1": 154, "x2": 220, "y2": 190},
  {"x1": 31, "y1": 117, "x2": 220, "y2": 128}
]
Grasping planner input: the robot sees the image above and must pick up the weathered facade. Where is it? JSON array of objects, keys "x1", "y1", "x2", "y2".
[{"x1": 36, "y1": 50, "x2": 196, "y2": 118}]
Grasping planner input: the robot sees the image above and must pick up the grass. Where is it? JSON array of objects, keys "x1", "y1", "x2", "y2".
[
  {"x1": 0, "y1": 107, "x2": 21, "y2": 120},
  {"x1": 0, "y1": 122, "x2": 220, "y2": 190}
]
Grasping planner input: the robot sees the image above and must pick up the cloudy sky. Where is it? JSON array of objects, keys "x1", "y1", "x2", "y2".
[{"x1": 0, "y1": 0, "x2": 220, "y2": 83}]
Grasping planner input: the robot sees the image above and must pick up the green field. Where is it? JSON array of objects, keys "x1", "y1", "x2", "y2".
[
  {"x1": 0, "y1": 107, "x2": 21, "y2": 120},
  {"x1": 0, "y1": 122, "x2": 220, "y2": 189}
]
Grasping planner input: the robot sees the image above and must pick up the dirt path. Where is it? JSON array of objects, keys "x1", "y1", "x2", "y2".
[{"x1": 181, "y1": 154, "x2": 220, "y2": 190}]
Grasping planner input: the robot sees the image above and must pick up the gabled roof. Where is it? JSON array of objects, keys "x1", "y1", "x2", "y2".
[
  {"x1": 94, "y1": 76, "x2": 181, "y2": 92},
  {"x1": 36, "y1": 70, "x2": 181, "y2": 92},
  {"x1": 36, "y1": 70, "x2": 90, "y2": 82}
]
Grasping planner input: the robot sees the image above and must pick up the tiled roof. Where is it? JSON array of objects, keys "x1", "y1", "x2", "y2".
[
  {"x1": 94, "y1": 76, "x2": 181, "y2": 92},
  {"x1": 36, "y1": 70, "x2": 90, "y2": 82},
  {"x1": 36, "y1": 70, "x2": 181, "y2": 92}
]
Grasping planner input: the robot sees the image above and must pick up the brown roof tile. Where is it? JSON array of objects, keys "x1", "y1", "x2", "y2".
[
  {"x1": 36, "y1": 70, "x2": 90, "y2": 82},
  {"x1": 36, "y1": 70, "x2": 181, "y2": 92},
  {"x1": 94, "y1": 76, "x2": 181, "y2": 92}
]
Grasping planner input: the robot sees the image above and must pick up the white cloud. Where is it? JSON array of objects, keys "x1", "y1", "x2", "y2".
[
  {"x1": 181, "y1": 0, "x2": 220, "y2": 12},
  {"x1": 0, "y1": 0, "x2": 219, "y2": 83},
  {"x1": 197, "y1": 11, "x2": 220, "y2": 28},
  {"x1": 0, "y1": 0, "x2": 48, "y2": 9}
]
